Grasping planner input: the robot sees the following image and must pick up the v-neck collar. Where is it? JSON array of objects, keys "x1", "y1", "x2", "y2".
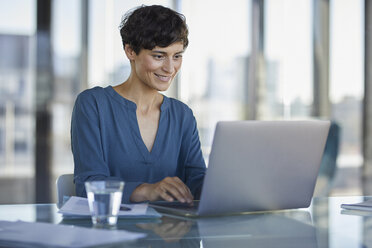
[
  {"x1": 105, "y1": 86, "x2": 169, "y2": 163},
  {"x1": 105, "y1": 86, "x2": 169, "y2": 111}
]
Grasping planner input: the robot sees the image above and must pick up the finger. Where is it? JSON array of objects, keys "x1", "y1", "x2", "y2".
[
  {"x1": 172, "y1": 177, "x2": 191, "y2": 195},
  {"x1": 157, "y1": 223, "x2": 174, "y2": 233},
  {"x1": 172, "y1": 177, "x2": 193, "y2": 200},
  {"x1": 168, "y1": 221, "x2": 187, "y2": 236},
  {"x1": 158, "y1": 177, "x2": 192, "y2": 203},
  {"x1": 158, "y1": 188, "x2": 175, "y2": 202},
  {"x1": 163, "y1": 181, "x2": 194, "y2": 204},
  {"x1": 162, "y1": 182, "x2": 188, "y2": 203},
  {"x1": 165, "y1": 178, "x2": 194, "y2": 202},
  {"x1": 162, "y1": 178, "x2": 187, "y2": 197}
]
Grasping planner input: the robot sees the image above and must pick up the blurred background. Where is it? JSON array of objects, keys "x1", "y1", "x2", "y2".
[{"x1": 0, "y1": 0, "x2": 370, "y2": 204}]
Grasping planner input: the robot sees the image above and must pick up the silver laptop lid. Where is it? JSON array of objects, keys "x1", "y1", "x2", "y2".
[{"x1": 198, "y1": 120, "x2": 330, "y2": 216}]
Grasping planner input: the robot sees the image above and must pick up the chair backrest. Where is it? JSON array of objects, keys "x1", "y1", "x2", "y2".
[{"x1": 56, "y1": 174, "x2": 75, "y2": 208}]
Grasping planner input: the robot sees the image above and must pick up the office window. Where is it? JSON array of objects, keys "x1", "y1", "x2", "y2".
[
  {"x1": 263, "y1": 0, "x2": 313, "y2": 119},
  {"x1": 263, "y1": 0, "x2": 364, "y2": 195},
  {"x1": 180, "y1": 0, "x2": 251, "y2": 157},
  {"x1": 51, "y1": 0, "x2": 82, "y2": 193},
  {"x1": 0, "y1": 0, "x2": 36, "y2": 203},
  {"x1": 329, "y1": 0, "x2": 364, "y2": 193}
]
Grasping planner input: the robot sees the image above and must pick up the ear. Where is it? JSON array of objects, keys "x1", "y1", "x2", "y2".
[{"x1": 124, "y1": 45, "x2": 136, "y2": 60}]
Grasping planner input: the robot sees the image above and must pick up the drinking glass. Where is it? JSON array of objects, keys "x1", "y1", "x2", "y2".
[{"x1": 85, "y1": 180, "x2": 124, "y2": 227}]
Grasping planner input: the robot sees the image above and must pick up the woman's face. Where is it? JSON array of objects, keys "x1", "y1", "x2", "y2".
[{"x1": 128, "y1": 42, "x2": 184, "y2": 92}]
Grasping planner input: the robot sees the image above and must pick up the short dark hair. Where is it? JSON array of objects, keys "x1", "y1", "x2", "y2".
[{"x1": 119, "y1": 5, "x2": 189, "y2": 54}]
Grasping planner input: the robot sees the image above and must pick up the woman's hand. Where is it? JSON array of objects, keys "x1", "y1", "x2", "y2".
[{"x1": 130, "y1": 177, "x2": 193, "y2": 203}]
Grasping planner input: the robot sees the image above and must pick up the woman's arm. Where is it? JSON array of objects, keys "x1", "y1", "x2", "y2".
[
  {"x1": 71, "y1": 92, "x2": 117, "y2": 197},
  {"x1": 182, "y1": 115, "x2": 206, "y2": 199}
]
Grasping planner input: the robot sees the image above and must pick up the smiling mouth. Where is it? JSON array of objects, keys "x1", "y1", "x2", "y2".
[{"x1": 154, "y1": 73, "x2": 172, "y2": 82}]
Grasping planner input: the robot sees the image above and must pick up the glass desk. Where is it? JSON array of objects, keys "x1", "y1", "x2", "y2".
[{"x1": 0, "y1": 196, "x2": 371, "y2": 247}]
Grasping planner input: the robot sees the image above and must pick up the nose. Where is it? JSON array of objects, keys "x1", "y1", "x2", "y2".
[{"x1": 162, "y1": 58, "x2": 175, "y2": 74}]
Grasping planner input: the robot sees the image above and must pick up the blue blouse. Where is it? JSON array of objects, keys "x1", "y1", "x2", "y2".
[{"x1": 71, "y1": 86, "x2": 206, "y2": 203}]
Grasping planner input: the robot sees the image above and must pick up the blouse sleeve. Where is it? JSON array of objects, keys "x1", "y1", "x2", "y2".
[
  {"x1": 71, "y1": 92, "x2": 142, "y2": 203},
  {"x1": 181, "y1": 114, "x2": 207, "y2": 199}
]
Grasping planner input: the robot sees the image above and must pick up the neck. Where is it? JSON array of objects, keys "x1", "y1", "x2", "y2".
[{"x1": 114, "y1": 77, "x2": 163, "y2": 114}]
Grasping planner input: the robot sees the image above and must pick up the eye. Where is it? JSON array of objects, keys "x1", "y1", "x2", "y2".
[
  {"x1": 174, "y1": 54, "x2": 183, "y2": 60},
  {"x1": 152, "y1": 54, "x2": 164, "y2": 60}
]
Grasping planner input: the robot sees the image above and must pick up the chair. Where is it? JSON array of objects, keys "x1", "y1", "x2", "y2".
[
  {"x1": 314, "y1": 122, "x2": 341, "y2": 196},
  {"x1": 56, "y1": 174, "x2": 75, "y2": 208}
]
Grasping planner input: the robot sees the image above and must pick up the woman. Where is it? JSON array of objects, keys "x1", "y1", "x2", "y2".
[{"x1": 71, "y1": 5, "x2": 206, "y2": 204}]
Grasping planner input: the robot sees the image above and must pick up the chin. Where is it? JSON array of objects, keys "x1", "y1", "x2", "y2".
[
  {"x1": 156, "y1": 86, "x2": 171, "y2": 92},
  {"x1": 153, "y1": 82, "x2": 172, "y2": 92}
]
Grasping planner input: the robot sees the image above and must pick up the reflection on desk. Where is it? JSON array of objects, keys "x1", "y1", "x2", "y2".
[
  {"x1": 136, "y1": 217, "x2": 195, "y2": 242},
  {"x1": 197, "y1": 211, "x2": 316, "y2": 248},
  {"x1": 0, "y1": 196, "x2": 371, "y2": 247}
]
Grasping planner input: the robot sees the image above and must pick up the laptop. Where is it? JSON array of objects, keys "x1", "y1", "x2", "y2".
[{"x1": 150, "y1": 120, "x2": 330, "y2": 217}]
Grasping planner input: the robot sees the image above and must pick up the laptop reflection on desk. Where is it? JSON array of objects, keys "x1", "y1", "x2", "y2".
[
  {"x1": 150, "y1": 120, "x2": 330, "y2": 217},
  {"x1": 198, "y1": 211, "x2": 318, "y2": 248}
]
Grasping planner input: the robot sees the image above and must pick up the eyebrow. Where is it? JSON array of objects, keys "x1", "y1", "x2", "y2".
[{"x1": 152, "y1": 50, "x2": 184, "y2": 55}]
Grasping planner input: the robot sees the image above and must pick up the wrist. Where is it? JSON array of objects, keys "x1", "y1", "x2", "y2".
[{"x1": 130, "y1": 183, "x2": 151, "y2": 202}]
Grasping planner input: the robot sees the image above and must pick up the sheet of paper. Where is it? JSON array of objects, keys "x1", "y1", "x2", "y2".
[
  {"x1": 58, "y1": 196, "x2": 153, "y2": 217},
  {"x1": 341, "y1": 199, "x2": 372, "y2": 211},
  {"x1": 0, "y1": 220, "x2": 145, "y2": 248}
]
